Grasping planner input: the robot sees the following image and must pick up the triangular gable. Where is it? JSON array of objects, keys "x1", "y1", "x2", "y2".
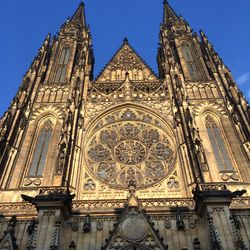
[
  {"x1": 0, "y1": 232, "x2": 17, "y2": 250},
  {"x1": 102, "y1": 187, "x2": 168, "y2": 250},
  {"x1": 96, "y1": 38, "x2": 158, "y2": 82},
  {"x1": 102, "y1": 206, "x2": 168, "y2": 250}
]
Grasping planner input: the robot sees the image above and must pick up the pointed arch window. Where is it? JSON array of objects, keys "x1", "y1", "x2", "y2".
[
  {"x1": 205, "y1": 116, "x2": 234, "y2": 172},
  {"x1": 181, "y1": 42, "x2": 200, "y2": 81},
  {"x1": 54, "y1": 47, "x2": 71, "y2": 83},
  {"x1": 29, "y1": 121, "x2": 53, "y2": 176}
]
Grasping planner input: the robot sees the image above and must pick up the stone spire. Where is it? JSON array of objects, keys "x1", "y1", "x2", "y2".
[
  {"x1": 70, "y1": 2, "x2": 86, "y2": 27},
  {"x1": 163, "y1": 0, "x2": 178, "y2": 25}
]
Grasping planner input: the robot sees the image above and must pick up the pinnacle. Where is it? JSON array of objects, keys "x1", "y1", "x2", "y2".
[
  {"x1": 45, "y1": 33, "x2": 51, "y2": 40},
  {"x1": 79, "y1": 1, "x2": 85, "y2": 7},
  {"x1": 70, "y1": 1, "x2": 86, "y2": 27},
  {"x1": 163, "y1": 0, "x2": 178, "y2": 25}
]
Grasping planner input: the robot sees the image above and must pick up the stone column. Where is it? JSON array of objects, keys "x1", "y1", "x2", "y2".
[
  {"x1": 193, "y1": 184, "x2": 246, "y2": 250},
  {"x1": 22, "y1": 188, "x2": 75, "y2": 250}
]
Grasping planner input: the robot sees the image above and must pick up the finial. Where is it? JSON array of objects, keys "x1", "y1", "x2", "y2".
[
  {"x1": 128, "y1": 180, "x2": 136, "y2": 193},
  {"x1": 199, "y1": 30, "x2": 206, "y2": 37},
  {"x1": 46, "y1": 33, "x2": 51, "y2": 39},
  {"x1": 79, "y1": 1, "x2": 85, "y2": 7},
  {"x1": 163, "y1": 0, "x2": 168, "y2": 4},
  {"x1": 127, "y1": 180, "x2": 139, "y2": 207},
  {"x1": 123, "y1": 37, "x2": 128, "y2": 44}
]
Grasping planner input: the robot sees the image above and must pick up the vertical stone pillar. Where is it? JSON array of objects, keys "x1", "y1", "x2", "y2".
[
  {"x1": 193, "y1": 184, "x2": 246, "y2": 249},
  {"x1": 22, "y1": 188, "x2": 75, "y2": 250}
]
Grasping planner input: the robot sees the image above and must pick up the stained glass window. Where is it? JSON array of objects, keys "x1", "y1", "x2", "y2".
[
  {"x1": 181, "y1": 43, "x2": 200, "y2": 81},
  {"x1": 29, "y1": 121, "x2": 53, "y2": 176},
  {"x1": 205, "y1": 116, "x2": 234, "y2": 172},
  {"x1": 54, "y1": 47, "x2": 71, "y2": 83}
]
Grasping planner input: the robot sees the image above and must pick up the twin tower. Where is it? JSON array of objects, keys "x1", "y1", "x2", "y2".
[{"x1": 0, "y1": 2, "x2": 249, "y2": 249}]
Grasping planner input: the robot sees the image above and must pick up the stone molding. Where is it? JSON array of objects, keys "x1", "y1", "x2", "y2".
[{"x1": 0, "y1": 197, "x2": 249, "y2": 216}]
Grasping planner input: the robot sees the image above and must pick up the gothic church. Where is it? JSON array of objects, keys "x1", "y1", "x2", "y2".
[{"x1": 0, "y1": 1, "x2": 249, "y2": 249}]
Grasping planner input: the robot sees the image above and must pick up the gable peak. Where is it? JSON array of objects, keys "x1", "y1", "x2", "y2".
[
  {"x1": 102, "y1": 193, "x2": 168, "y2": 250},
  {"x1": 96, "y1": 38, "x2": 157, "y2": 82}
]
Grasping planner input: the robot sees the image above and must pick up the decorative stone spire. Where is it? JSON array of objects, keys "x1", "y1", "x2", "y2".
[
  {"x1": 163, "y1": 0, "x2": 178, "y2": 25},
  {"x1": 70, "y1": 1, "x2": 86, "y2": 27}
]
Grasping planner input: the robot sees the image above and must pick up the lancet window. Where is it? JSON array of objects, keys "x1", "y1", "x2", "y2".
[
  {"x1": 54, "y1": 47, "x2": 71, "y2": 83},
  {"x1": 181, "y1": 42, "x2": 200, "y2": 81},
  {"x1": 28, "y1": 120, "x2": 53, "y2": 176},
  {"x1": 205, "y1": 116, "x2": 234, "y2": 172}
]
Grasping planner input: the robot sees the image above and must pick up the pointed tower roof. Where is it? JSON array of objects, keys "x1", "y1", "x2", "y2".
[
  {"x1": 96, "y1": 38, "x2": 157, "y2": 81},
  {"x1": 70, "y1": 2, "x2": 86, "y2": 27},
  {"x1": 163, "y1": 0, "x2": 178, "y2": 25}
]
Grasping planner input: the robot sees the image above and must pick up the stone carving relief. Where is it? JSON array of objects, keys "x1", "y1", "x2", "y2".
[
  {"x1": 85, "y1": 100, "x2": 172, "y2": 129},
  {"x1": 23, "y1": 178, "x2": 42, "y2": 187},
  {"x1": 85, "y1": 76, "x2": 171, "y2": 131},
  {"x1": 96, "y1": 41, "x2": 157, "y2": 82},
  {"x1": 190, "y1": 100, "x2": 227, "y2": 117},
  {"x1": 71, "y1": 219, "x2": 79, "y2": 232},
  {"x1": 104, "y1": 206, "x2": 168, "y2": 250},
  {"x1": 84, "y1": 107, "x2": 176, "y2": 189},
  {"x1": 164, "y1": 218, "x2": 171, "y2": 229},
  {"x1": 30, "y1": 104, "x2": 66, "y2": 121},
  {"x1": 88, "y1": 80, "x2": 167, "y2": 106},
  {"x1": 96, "y1": 221, "x2": 103, "y2": 231},
  {"x1": 39, "y1": 85, "x2": 70, "y2": 92},
  {"x1": 221, "y1": 172, "x2": 240, "y2": 182},
  {"x1": 83, "y1": 179, "x2": 96, "y2": 191},
  {"x1": 186, "y1": 81, "x2": 219, "y2": 99},
  {"x1": 167, "y1": 177, "x2": 179, "y2": 189},
  {"x1": 83, "y1": 214, "x2": 91, "y2": 233}
]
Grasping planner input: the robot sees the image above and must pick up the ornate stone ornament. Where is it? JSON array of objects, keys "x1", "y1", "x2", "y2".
[
  {"x1": 121, "y1": 214, "x2": 147, "y2": 241},
  {"x1": 23, "y1": 178, "x2": 42, "y2": 187},
  {"x1": 96, "y1": 40, "x2": 157, "y2": 82},
  {"x1": 84, "y1": 107, "x2": 176, "y2": 189},
  {"x1": 83, "y1": 179, "x2": 96, "y2": 190}
]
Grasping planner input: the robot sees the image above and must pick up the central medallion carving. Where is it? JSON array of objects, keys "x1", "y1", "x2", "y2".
[
  {"x1": 85, "y1": 108, "x2": 176, "y2": 189},
  {"x1": 114, "y1": 140, "x2": 146, "y2": 165}
]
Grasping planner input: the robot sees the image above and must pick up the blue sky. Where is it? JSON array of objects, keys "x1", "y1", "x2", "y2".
[{"x1": 0, "y1": 1, "x2": 250, "y2": 116}]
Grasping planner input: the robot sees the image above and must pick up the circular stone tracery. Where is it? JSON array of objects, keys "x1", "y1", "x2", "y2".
[
  {"x1": 85, "y1": 108, "x2": 176, "y2": 189},
  {"x1": 114, "y1": 140, "x2": 146, "y2": 165}
]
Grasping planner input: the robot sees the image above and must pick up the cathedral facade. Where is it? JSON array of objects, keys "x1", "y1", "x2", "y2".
[{"x1": 0, "y1": 2, "x2": 250, "y2": 249}]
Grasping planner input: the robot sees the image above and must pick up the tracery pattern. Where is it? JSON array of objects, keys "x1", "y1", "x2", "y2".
[
  {"x1": 29, "y1": 120, "x2": 53, "y2": 177},
  {"x1": 85, "y1": 108, "x2": 176, "y2": 189},
  {"x1": 205, "y1": 115, "x2": 235, "y2": 172}
]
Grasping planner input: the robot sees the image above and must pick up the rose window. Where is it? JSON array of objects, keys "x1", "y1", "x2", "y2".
[{"x1": 85, "y1": 109, "x2": 176, "y2": 189}]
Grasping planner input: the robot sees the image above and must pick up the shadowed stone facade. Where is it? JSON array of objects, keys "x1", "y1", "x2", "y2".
[{"x1": 0, "y1": 1, "x2": 250, "y2": 249}]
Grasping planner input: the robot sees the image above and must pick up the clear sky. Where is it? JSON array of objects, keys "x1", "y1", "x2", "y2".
[{"x1": 0, "y1": 0, "x2": 250, "y2": 116}]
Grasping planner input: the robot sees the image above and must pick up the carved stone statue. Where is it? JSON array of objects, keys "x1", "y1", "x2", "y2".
[{"x1": 83, "y1": 215, "x2": 91, "y2": 233}]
